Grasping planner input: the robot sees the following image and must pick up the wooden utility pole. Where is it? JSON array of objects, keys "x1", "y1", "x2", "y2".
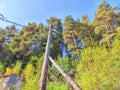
[
  {"x1": 39, "y1": 24, "x2": 52, "y2": 90},
  {"x1": 48, "y1": 56, "x2": 82, "y2": 90}
]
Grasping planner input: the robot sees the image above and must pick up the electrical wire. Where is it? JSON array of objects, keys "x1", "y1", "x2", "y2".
[{"x1": 0, "y1": 13, "x2": 25, "y2": 27}]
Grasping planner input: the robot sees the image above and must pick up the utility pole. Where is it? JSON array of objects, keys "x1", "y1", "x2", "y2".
[
  {"x1": 39, "y1": 23, "x2": 82, "y2": 90},
  {"x1": 39, "y1": 24, "x2": 52, "y2": 90}
]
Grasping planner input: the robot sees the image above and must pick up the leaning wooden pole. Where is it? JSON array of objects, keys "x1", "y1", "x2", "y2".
[
  {"x1": 48, "y1": 56, "x2": 82, "y2": 90},
  {"x1": 39, "y1": 24, "x2": 52, "y2": 90}
]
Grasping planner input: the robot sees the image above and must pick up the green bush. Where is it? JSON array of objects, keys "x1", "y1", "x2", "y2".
[
  {"x1": 20, "y1": 55, "x2": 44, "y2": 90},
  {"x1": 0, "y1": 63, "x2": 4, "y2": 74},
  {"x1": 76, "y1": 43, "x2": 120, "y2": 90},
  {"x1": 47, "y1": 82, "x2": 68, "y2": 90},
  {"x1": 12, "y1": 61, "x2": 22, "y2": 75},
  {"x1": 21, "y1": 63, "x2": 39, "y2": 90}
]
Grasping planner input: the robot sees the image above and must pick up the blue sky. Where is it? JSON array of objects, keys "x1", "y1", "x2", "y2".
[{"x1": 0, "y1": 0, "x2": 119, "y2": 28}]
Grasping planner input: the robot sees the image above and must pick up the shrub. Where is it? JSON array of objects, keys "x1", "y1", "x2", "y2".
[
  {"x1": 47, "y1": 82, "x2": 68, "y2": 90},
  {"x1": 0, "y1": 63, "x2": 4, "y2": 74},
  {"x1": 12, "y1": 61, "x2": 22, "y2": 75},
  {"x1": 76, "y1": 45, "x2": 120, "y2": 90}
]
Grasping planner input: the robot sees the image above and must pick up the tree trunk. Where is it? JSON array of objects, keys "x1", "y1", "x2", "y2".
[
  {"x1": 39, "y1": 24, "x2": 52, "y2": 90},
  {"x1": 48, "y1": 56, "x2": 82, "y2": 90},
  {"x1": 87, "y1": 30, "x2": 93, "y2": 47},
  {"x1": 105, "y1": 20, "x2": 115, "y2": 33},
  {"x1": 108, "y1": 22, "x2": 115, "y2": 33}
]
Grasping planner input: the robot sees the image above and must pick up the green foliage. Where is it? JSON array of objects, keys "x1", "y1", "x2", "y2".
[
  {"x1": 47, "y1": 82, "x2": 68, "y2": 90},
  {"x1": 29, "y1": 55, "x2": 44, "y2": 75},
  {"x1": 21, "y1": 63, "x2": 39, "y2": 90},
  {"x1": 48, "y1": 57, "x2": 77, "y2": 83},
  {"x1": 58, "y1": 57, "x2": 76, "y2": 77},
  {"x1": 23, "y1": 63, "x2": 35, "y2": 79},
  {"x1": 94, "y1": 1, "x2": 120, "y2": 45},
  {"x1": 76, "y1": 42, "x2": 120, "y2": 90},
  {"x1": 0, "y1": 62, "x2": 4, "y2": 74},
  {"x1": 20, "y1": 55, "x2": 43, "y2": 90},
  {"x1": 12, "y1": 61, "x2": 22, "y2": 75},
  {"x1": 0, "y1": 1, "x2": 120, "y2": 90}
]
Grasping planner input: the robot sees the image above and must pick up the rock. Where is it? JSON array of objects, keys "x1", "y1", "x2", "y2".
[{"x1": 0, "y1": 74, "x2": 22, "y2": 90}]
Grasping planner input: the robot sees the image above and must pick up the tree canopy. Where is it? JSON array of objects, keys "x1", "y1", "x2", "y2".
[{"x1": 0, "y1": 1, "x2": 120, "y2": 90}]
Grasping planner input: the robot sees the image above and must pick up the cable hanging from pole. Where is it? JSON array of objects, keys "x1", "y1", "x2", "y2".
[{"x1": 0, "y1": 13, "x2": 25, "y2": 27}]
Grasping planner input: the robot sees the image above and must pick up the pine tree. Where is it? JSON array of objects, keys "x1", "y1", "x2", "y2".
[
  {"x1": 63, "y1": 15, "x2": 80, "y2": 58},
  {"x1": 47, "y1": 17, "x2": 63, "y2": 59},
  {"x1": 94, "y1": 1, "x2": 120, "y2": 45},
  {"x1": 81, "y1": 15, "x2": 95, "y2": 47}
]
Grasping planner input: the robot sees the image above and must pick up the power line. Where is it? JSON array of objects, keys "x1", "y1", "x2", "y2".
[{"x1": 0, "y1": 13, "x2": 25, "y2": 27}]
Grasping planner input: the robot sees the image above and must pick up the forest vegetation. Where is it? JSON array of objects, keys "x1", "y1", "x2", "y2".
[{"x1": 0, "y1": 2, "x2": 120, "y2": 90}]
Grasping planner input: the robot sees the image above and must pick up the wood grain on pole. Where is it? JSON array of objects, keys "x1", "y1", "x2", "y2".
[
  {"x1": 48, "y1": 56, "x2": 82, "y2": 90},
  {"x1": 39, "y1": 24, "x2": 52, "y2": 90}
]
